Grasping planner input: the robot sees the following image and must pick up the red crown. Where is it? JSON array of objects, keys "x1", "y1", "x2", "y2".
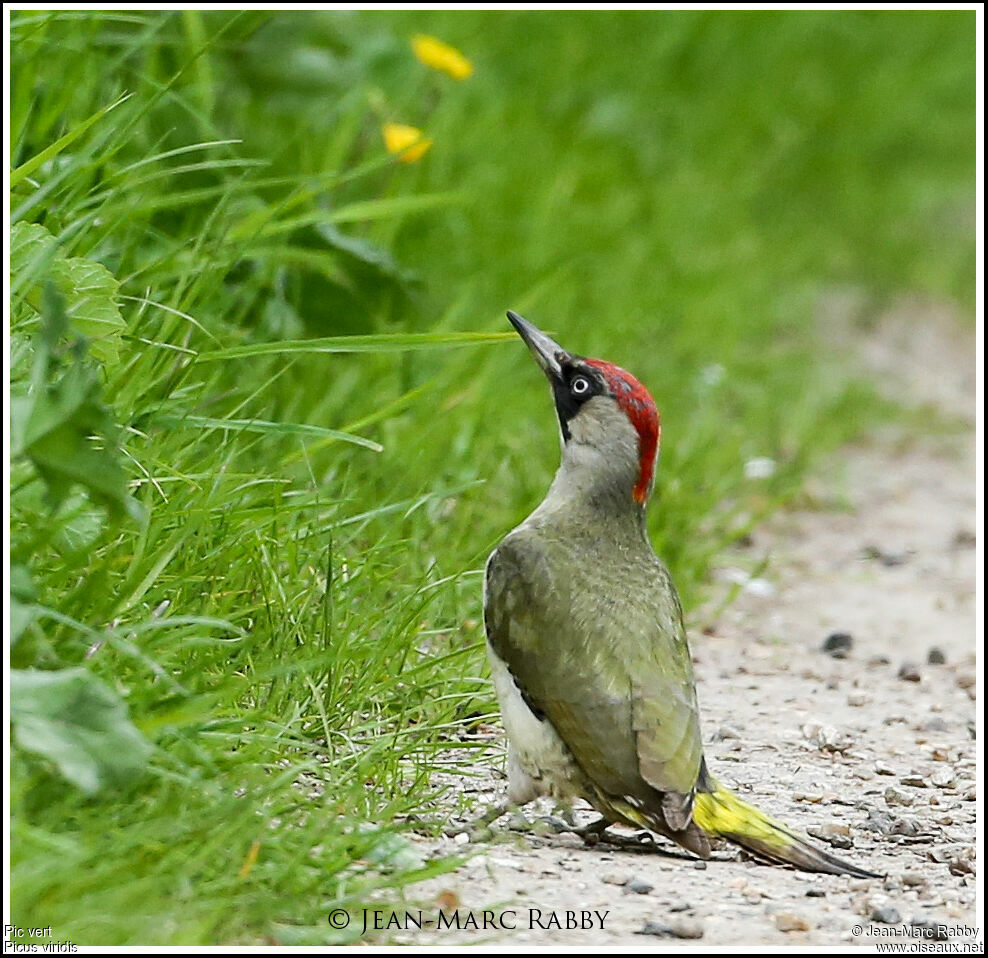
[{"x1": 585, "y1": 359, "x2": 660, "y2": 504}]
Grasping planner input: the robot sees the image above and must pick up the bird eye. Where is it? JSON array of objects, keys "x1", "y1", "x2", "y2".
[{"x1": 571, "y1": 375, "x2": 591, "y2": 398}]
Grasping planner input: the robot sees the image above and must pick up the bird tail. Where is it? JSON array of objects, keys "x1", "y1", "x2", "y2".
[{"x1": 692, "y1": 779, "x2": 881, "y2": 878}]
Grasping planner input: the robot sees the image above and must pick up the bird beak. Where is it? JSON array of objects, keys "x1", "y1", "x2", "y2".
[{"x1": 506, "y1": 311, "x2": 569, "y2": 381}]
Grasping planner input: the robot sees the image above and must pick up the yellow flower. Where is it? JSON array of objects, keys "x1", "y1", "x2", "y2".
[
  {"x1": 411, "y1": 33, "x2": 473, "y2": 81},
  {"x1": 382, "y1": 123, "x2": 433, "y2": 164}
]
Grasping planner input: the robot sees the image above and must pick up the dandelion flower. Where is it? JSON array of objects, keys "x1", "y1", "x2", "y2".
[
  {"x1": 382, "y1": 122, "x2": 433, "y2": 164},
  {"x1": 411, "y1": 34, "x2": 473, "y2": 81}
]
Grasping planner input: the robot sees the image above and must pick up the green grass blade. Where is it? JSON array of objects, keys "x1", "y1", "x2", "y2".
[
  {"x1": 330, "y1": 192, "x2": 466, "y2": 224},
  {"x1": 195, "y1": 331, "x2": 516, "y2": 362},
  {"x1": 10, "y1": 93, "x2": 130, "y2": 187},
  {"x1": 154, "y1": 415, "x2": 384, "y2": 452}
]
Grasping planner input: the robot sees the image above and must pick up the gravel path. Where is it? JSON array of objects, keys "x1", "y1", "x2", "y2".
[{"x1": 393, "y1": 302, "x2": 977, "y2": 947}]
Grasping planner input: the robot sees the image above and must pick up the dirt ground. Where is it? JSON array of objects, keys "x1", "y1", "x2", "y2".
[{"x1": 395, "y1": 300, "x2": 979, "y2": 947}]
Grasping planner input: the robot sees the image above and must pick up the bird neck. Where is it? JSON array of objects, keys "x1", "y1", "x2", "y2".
[{"x1": 535, "y1": 440, "x2": 651, "y2": 537}]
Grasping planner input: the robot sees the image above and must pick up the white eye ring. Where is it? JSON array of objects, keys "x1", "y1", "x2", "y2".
[{"x1": 571, "y1": 375, "x2": 591, "y2": 397}]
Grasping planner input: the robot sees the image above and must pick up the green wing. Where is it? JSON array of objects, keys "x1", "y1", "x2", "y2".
[{"x1": 485, "y1": 530, "x2": 705, "y2": 830}]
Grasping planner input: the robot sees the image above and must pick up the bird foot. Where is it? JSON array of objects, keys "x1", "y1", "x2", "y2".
[
  {"x1": 565, "y1": 818, "x2": 707, "y2": 861},
  {"x1": 565, "y1": 816, "x2": 656, "y2": 849},
  {"x1": 590, "y1": 827, "x2": 658, "y2": 850}
]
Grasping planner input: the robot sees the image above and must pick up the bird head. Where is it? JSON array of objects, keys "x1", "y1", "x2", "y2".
[{"x1": 507, "y1": 310, "x2": 660, "y2": 509}]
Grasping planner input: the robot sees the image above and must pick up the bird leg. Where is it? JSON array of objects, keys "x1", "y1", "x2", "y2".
[{"x1": 442, "y1": 800, "x2": 511, "y2": 837}]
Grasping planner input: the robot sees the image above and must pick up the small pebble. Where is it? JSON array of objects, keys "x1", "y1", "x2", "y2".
[
  {"x1": 775, "y1": 912, "x2": 810, "y2": 932},
  {"x1": 898, "y1": 662, "x2": 922, "y2": 683},
  {"x1": 625, "y1": 878, "x2": 653, "y2": 895},
  {"x1": 802, "y1": 723, "x2": 851, "y2": 753},
  {"x1": 821, "y1": 632, "x2": 853, "y2": 658},
  {"x1": 890, "y1": 818, "x2": 922, "y2": 838},
  {"x1": 875, "y1": 761, "x2": 896, "y2": 776},
  {"x1": 949, "y1": 858, "x2": 975, "y2": 877},
  {"x1": 808, "y1": 823, "x2": 853, "y2": 850},
  {"x1": 693, "y1": 860, "x2": 707, "y2": 870},
  {"x1": 885, "y1": 786, "x2": 915, "y2": 807},
  {"x1": 809, "y1": 822, "x2": 850, "y2": 837},
  {"x1": 864, "y1": 809, "x2": 896, "y2": 835},
  {"x1": 805, "y1": 888, "x2": 826, "y2": 898},
  {"x1": 930, "y1": 769, "x2": 955, "y2": 788},
  {"x1": 871, "y1": 905, "x2": 902, "y2": 924},
  {"x1": 637, "y1": 919, "x2": 704, "y2": 940},
  {"x1": 927, "y1": 647, "x2": 947, "y2": 665},
  {"x1": 453, "y1": 832, "x2": 470, "y2": 845},
  {"x1": 669, "y1": 919, "x2": 704, "y2": 940},
  {"x1": 901, "y1": 774, "x2": 928, "y2": 788},
  {"x1": 928, "y1": 846, "x2": 975, "y2": 872}
]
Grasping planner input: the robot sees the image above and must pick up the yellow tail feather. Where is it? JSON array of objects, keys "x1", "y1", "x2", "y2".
[{"x1": 693, "y1": 780, "x2": 880, "y2": 878}]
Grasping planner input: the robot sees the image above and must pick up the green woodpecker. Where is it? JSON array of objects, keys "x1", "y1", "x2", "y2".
[{"x1": 483, "y1": 311, "x2": 877, "y2": 876}]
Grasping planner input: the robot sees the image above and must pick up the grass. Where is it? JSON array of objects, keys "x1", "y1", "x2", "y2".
[{"x1": 7, "y1": 9, "x2": 975, "y2": 945}]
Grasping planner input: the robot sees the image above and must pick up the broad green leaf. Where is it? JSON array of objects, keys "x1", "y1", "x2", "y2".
[
  {"x1": 9, "y1": 564, "x2": 38, "y2": 644},
  {"x1": 22, "y1": 360, "x2": 144, "y2": 521},
  {"x1": 10, "y1": 221, "x2": 126, "y2": 365},
  {"x1": 10, "y1": 599, "x2": 37, "y2": 645},
  {"x1": 52, "y1": 493, "x2": 107, "y2": 555},
  {"x1": 9, "y1": 220, "x2": 59, "y2": 280},
  {"x1": 16, "y1": 287, "x2": 144, "y2": 522},
  {"x1": 51, "y1": 257, "x2": 125, "y2": 364},
  {"x1": 8, "y1": 395, "x2": 32, "y2": 457},
  {"x1": 10, "y1": 667, "x2": 151, "y2": 794}
]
